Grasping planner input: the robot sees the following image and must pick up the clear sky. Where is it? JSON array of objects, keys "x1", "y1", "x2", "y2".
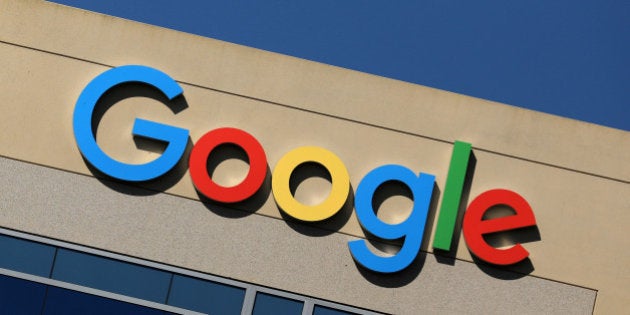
[{"x1": 49, "y1": 0, "x2": 629, "y2": 131}]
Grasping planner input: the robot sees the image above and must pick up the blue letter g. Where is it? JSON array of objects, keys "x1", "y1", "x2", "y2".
[{"x1": 73, "y1": 65, "x2": 189, "y2": 181}]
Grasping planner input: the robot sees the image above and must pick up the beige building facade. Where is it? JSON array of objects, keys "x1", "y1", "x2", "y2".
[{"x1": 0, "y1": 1, "x2": 628, "y2": 313}]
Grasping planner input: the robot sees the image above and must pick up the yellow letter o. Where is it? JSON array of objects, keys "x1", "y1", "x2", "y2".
[{"x1": 272, "y1": 146, "x2": 350, "y2": 222}]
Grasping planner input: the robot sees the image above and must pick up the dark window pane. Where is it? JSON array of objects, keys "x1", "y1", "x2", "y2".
[
  {"x1": 51, "y1": 249, "x2": 171, "y2": 303},
  {"x1": 253, "y1": 292, "x2": 303, "y2": 315},
  {"x1": 167, "y1": 275, "x2": 245, "y2": 314},
  {"x1": 314, "y1": 305, "x2": 357, "y2": 315},
  {"x1": 0, "y1": 274, "x2": 47, "y2": 315},
  {"x1": 42, "y1": 286, "x2": 166, "y2": 315},
  {"x1": 0, "y1": 234, "x2": 56, "y2": 277}
]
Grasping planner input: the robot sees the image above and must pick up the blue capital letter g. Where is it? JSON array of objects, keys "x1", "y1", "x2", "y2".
[{"x1": 73, "y1": 65, "x2": 189, "y2": 181}]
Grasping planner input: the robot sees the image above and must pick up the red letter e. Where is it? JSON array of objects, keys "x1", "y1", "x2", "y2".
[{"x1": 463, "y1": 189, "x2": 536, "y2": 265}]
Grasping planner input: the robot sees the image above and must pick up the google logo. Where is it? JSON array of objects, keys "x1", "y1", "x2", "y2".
[{"x1": 73, "y1": 65, "x2": 538, "y2": 274}]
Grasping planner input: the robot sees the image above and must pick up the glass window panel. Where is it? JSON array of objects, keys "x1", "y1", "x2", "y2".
[
  {"x1": 0, "y1": 234, "x2": 56, "y2": 277},
  {"x1": 167, "y1": 275, "x2": 245, "y2": 314},
  {"x1": 51, "y1": 249, "x2": 171, "y2": 303},
  {"x1": 43, "y1": 286, "x2": 167, "y2": 315},
  {"x1": 253, "y1": 292, "x2": 303, "y2": 315},
  {"x1": 0, "y1": 274, "x2": 47, "y2": 315},
  {"x1": 313, "y1": 305, "x2": 357, "y2": 315}
]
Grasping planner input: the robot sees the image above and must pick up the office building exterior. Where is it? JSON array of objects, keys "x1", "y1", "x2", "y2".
[{"x1": 0, "y1": 1, "x2": 628, "y2": 313}]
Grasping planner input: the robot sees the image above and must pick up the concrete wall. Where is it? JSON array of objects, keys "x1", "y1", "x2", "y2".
[{"x1": 0, "y1": 0, "x2": 628, "y2": 313}]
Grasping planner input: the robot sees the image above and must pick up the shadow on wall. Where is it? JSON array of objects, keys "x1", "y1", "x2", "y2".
[
  {"x1": 470, "y1": 224, "x2": 541, "y2": 280},
  {"x1": 353, "y1": 251, "x2": 429, "y2": 289}
]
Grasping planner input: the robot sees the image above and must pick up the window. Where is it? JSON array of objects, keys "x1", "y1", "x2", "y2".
[
  {"x1": 0, "y1": 229, "x2": 379, "y2": 315},
  {"x1": 253, "y1": 292, "x2": 303, "y2": 315},
  {"x1": 52, "y1": 249, "x2": 171, "y2": 303},
  {"x1": 168, "y1": 275, "x2": 245, "y2": 314}
]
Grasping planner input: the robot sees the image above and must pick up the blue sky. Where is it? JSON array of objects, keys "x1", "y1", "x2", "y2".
[{"x1": 50, "y1": 0, "x2": 629, "y2": 131}]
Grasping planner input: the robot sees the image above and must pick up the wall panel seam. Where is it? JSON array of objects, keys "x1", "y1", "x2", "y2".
[{"x1": 0, "y1": 40, "x2": 625, "y2": 184}]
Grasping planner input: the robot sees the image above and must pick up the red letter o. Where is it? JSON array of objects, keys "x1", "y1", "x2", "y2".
[{"x1": 189, "y1": 127, "x2": 267, "y2": 203}]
